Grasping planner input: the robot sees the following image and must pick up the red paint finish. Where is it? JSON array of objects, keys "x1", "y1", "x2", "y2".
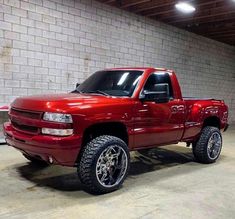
[
  {"x1": 4, "y1": 122, "x2": 81, "y2": 166},
  {"x1": 3, "y1": 68, "x2": 229, "y2": 167},
  {"x1": 0, "y1": 105, "x2": 9, "y2": 111}
]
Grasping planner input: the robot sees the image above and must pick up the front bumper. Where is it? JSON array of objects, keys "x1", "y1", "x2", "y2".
[{"x1": 3, "y1": 122, "x2": 82, "y2": 166}]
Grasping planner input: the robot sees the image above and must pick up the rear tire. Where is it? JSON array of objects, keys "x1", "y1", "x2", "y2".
[
  {"x1": 193, "y1": 126, "x2": 222, "y2": 164},
  {"x1": 78, "y1": 135, "x2": 130, "y2": 194},
  {"x1": 23, "y1": 154, "x2": 49, "y2": 166}
]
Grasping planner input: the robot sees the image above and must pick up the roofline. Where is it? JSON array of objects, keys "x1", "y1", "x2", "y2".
[{"x1": 103, "y1": 67, "x2": 172, "y2": 72}]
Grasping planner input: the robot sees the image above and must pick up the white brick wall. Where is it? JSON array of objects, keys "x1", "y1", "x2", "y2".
[{"x1": 0, "y1": 0, "x2": 235, "y2": 122}]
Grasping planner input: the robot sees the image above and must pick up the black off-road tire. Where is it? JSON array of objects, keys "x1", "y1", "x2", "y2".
[
  {"x1": 78, "y1": 135, "x2": 130, "y2": 194},
  {"x1": 23, "y1": 154, "x2": 49, "y2": 166},
  {"x1": 193, "y1": 126, "x2": 222, "y2": 164}
]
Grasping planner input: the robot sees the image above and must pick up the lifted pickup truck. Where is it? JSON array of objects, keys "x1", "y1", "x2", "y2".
[{"x1": 4, "y1": 68, "x2": 228, "y2": 194}]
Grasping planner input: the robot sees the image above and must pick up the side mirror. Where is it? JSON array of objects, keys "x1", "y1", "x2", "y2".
[
  {"x1": 141, "y1": 83, "x2": 170, "y2": 103},
  {"x1": 76, "y1": 83, "x2": 80, "y2": 89}
]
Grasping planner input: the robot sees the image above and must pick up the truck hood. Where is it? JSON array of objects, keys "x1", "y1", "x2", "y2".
[{"x1": 11, "y1": 93, "x2": 129, "y2": 113}]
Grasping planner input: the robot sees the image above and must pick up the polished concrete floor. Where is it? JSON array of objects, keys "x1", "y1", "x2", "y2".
[{"x1": 0, "y1": 127, "x2": 235, "y2": 219}]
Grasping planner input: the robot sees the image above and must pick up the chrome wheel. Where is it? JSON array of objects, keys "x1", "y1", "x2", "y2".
[
  {"x1": 207, "y1": 132, "x2": 222, "y2": 160},
  {"x1": 96, "y1": 145, "x2": 128, "y2": 188}
]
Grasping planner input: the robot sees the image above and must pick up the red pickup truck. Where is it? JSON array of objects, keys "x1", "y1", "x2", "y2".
[{"x1": 4, "y1": 68, "x2": 228, "y2": 194}]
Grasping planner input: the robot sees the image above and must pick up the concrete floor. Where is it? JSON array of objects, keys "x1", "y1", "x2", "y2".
[{"x1": 0, "y1": 128, "x2": 235, "y2": 219}]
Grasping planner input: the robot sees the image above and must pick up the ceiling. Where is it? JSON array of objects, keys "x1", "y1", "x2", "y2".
[{"x1": 97, "y1": 0, "x2": 235, "y2": 46}]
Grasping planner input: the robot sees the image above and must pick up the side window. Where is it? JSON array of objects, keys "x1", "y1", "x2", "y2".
[{"x1": 143, "y1": 73, "x2": 174, "y2": 98}]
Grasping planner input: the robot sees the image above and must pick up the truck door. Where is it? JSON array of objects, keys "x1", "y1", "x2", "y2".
[{"x1": 134, "y1": 72, "x2": 186, "y2": 148}]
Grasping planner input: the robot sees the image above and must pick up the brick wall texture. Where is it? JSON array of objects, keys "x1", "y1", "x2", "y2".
[{"x1": 0, "y1": 0, "x2": 235, "y2": 122}]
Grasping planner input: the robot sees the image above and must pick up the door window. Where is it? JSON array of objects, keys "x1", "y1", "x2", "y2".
[{"x1": 143, "y1": 72, "x2": 174, "y2": 98}]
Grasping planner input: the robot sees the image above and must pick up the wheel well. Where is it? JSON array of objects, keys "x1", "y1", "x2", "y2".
[
  {"x1": 75, "y1": 122, "x2": 128, "y2": 166},
  {"x1": 203, "y1": 116, "x2": 220, "y2": 129},
  {"x1": 82, "y1": 122, "x2": 128, "y2": 147}
]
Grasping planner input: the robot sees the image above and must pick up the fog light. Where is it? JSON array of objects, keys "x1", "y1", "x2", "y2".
[
  {"x1": 48, "y1": 156, "x2": 53, "y2": 164},
  {"x1": 42, "y1": 128, "x2": 73, "y2": 136}
]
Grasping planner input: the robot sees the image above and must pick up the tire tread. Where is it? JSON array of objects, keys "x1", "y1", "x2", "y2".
[
  {"x1": 78, "y1": 135, "x2": 129, "y2": 194},
  {"x1": 193, "y1": 126, "x2": 222, "y2": 164}
]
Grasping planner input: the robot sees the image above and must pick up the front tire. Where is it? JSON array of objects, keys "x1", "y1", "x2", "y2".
[
  {"x1": 193, "y1": 126, "x2": 222, "y2": 164},
  {"x1": 78, "y1": 135, "x2": 130, "y2": 194}
]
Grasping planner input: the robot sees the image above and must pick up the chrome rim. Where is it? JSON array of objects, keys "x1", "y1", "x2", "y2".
[
  {"x1": 96, "y1": 145, "x2": 128, "y2": 188},
  {"x1": 207, "y1": 132, "x2": 222, "y2": 160}
]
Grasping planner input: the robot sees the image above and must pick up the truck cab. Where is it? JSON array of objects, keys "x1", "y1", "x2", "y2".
[{"x1": 4, "y1": 67, "x2": 228, "y2": 194}]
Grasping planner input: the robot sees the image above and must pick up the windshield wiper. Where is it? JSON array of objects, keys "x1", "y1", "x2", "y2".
[{"x1": 86, "y1": 90, "x2": 109, "y2": 96}]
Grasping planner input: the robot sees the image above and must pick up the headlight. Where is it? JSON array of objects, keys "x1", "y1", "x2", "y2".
[
  {"x1": 43, "y1": 112, "x2": 73, "y2": 123},
  {"x1": 42, "y1": 128, "x2": 73, "y2": 136}
]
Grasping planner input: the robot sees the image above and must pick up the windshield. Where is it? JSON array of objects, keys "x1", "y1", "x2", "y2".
[{"x1": 76, "y1": 70, "x2": 143, "y2": 97}]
